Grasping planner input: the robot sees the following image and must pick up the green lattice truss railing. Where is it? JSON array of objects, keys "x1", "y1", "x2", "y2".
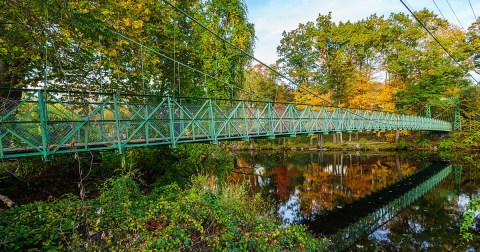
[{"x1": 0, "y1": 89, "x2": 452, "y2": 159}]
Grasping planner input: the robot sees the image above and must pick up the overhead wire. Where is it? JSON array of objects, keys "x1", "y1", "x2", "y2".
[
  {"x1": 75, "y1": 16, "x2": 267, "y2": 101},
  {"x1": 433, "y1": 105, "x2": 452, "y2": 119},
  {"x1": 432, "y1": 0, "x2": 446, "y2": 20},
  {"x1": 400, "y1": 0, "x2": 479, "y2": 83},
  {"x1": 160, "y1": 0, "x2": 335, "y2": 107},
  {"x1": 444, "y1": 0, "x2": 465, "y2": 29},
  {"x1": 60, "y1": 1, "x2": 447, "y2": 128},
  {"x1": 468, "y1": 0, "x2": 477, "y2": 21},
  {"x1": 159, "y1": 0, "x2": 443, "y2": 128}
]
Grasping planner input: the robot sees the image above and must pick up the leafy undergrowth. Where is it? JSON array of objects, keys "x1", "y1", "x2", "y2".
[{"x1": 0, "y1": 175, "x2": 327, "y2": 251}]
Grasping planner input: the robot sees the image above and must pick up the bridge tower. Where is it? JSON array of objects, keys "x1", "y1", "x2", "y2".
[
  {"x1": 425, "y1": 105, "x2": 431, "y2": 118},
  {"x1": 454, "y1": 101, "x2": 462, "y2": 131}
]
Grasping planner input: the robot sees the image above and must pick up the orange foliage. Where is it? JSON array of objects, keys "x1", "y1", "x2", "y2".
[{"x1": 269, "y1": 164, "x2": 299, "y2": 200}]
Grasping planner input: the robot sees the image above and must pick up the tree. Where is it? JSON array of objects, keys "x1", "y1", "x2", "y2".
[
  {"x1": 276, "y1": 9, "x2": 474, "y2": 114},
  {"x1": 243, "y1": 64, "x2": 292, "y2": 103},
  {"x1": 0, "y1": 0, "x2": 255, "y2": 99}
]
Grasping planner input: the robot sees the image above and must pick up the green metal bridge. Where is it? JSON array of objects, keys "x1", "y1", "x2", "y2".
[{"x1": 0, "y1": 88, "x2": 452, "y2": 159}]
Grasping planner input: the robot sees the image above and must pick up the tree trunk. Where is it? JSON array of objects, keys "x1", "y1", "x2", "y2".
[
  {"x1": 317, "y1": 134, "x2": 323, "y2": 148},
  {"x1": 339, "y1": 132, "x2": 343, "y2": 144},
  {"x1": 355, "y1": 132, "x2": 359, "y2": 141},
  {"x1": 310, "y1": 136, "x2": 313, "y2": 146},
  {"x1": 396, "y1": 154, "x2": 403, "y2": 179},
  {"x1": 333, "y1": 133, "x2": 336, "y2": 144},
  {"x1": 395, "y1": 130, "x2": 400, "y2": 143},
  {"x1": 349, "y1": 132, "x2": 352, "y2": 142}
]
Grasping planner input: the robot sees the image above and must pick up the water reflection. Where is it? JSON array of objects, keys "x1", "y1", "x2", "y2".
[
  {"x1": 358, "y1": 163, "x2": 480, "y2": 251},
  {"x1": 232, "y1": 152, "x2": 422, "y2": 223},
  {"x1": 231, "y1": 151, "x2": 480, "y2": 250},
  {"x1": 306, "y1": 163, "x2": 453, "y2": 250}
]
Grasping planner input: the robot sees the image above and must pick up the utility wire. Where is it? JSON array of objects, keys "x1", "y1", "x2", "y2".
[
  {"x1": 468, "y1": 0, "x2": 477, "y2": 20},
  {"x1": 445, "y1": 0, "x2": 465, "y2": 29},
  {"x1": 400, "y1": 0, "x2": 479, "y2": 83},
  {"x1": 432, "y1": 0, "x2": 446, "y2": 20},
  {"x1": 405, "y1": 0, "x2": 416, "y2": 14}
]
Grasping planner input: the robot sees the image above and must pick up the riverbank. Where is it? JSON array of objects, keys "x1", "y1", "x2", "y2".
[
  {"x1": 0, "y1": 144, "x2": 330, "y2": 251},
  {"x1": 1, "y1": 133, "x2": 478, "y2": 250},
  {"x1": 0, "y1": 174, "x2": 328, "y2": 251},
  {"x1": 229, "y1": 131, "x2": 480, "y2": 152}
]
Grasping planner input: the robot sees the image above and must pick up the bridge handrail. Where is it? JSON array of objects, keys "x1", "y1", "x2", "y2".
[{"x1": 0, "y1": 88, "x2": 428, "y2": 115}]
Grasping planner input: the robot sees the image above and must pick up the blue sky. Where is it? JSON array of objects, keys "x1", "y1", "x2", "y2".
[{"x1": 244, "y1": 0, "x2": 479, "y2": 64}]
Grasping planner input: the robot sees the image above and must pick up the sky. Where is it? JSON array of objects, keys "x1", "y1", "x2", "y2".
[{"x1": 244, "y1": 0, "x2": 480, "y2": 65}]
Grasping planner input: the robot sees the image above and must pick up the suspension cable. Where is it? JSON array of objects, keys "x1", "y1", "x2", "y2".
[
  {"x1": 43, "y1": 0, "x2": 49, "y2": 91},
  {"x1": 160, "y1": 0, "x2": 334, "y2": 106},
  {"x1": 400, "y1": 0, "x2": 479, "y2": 83},
  {"x1": 469, "y1": 0, "x2": 477, "y2": 20},
  {"x1": 82, "y1": 18, "x2": 266, "y2": 101}
]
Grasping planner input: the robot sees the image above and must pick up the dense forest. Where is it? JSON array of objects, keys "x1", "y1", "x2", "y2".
[{"x1": 1, "y1": 0, "x2": 480, "y2": 250}]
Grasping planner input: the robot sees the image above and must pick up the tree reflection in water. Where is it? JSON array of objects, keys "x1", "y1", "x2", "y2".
[
  {"x1": 232, "y1": 152, "x2": 420, "y2": 220},
  {"x1": 230, "y1": 151, "x2": 480, "y2": 250}
]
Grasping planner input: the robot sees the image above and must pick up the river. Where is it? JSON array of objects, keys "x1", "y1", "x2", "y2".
[
  {"x1": 231, "y1": 151, "x2": 480, "y2": 251},
  {"x1": 1, "y1": 150, "x2": 479, "y2": 250}
]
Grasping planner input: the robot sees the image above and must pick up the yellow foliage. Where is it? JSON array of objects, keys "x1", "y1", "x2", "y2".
[
  {"x1": 132, "y1": 20, "x2": 144, "y2": 30},
  {"x1": 294, "y1": 89, "x2": 332, "y2": 109},
  {"x1": 118, "y1": 39, "x2": 129, "y2": 47},
  {"x1": 101, "y1": 10, "x2": 114, "y2": 17},
  {"x1": 62, "y1": 29, "x2": 71, "y2": 39},
  {"x1": 108, "y1": 49, "x2": 117, "y2": 57},
  {"x1": 122, "y1": 18, "x2": 132, "y2": 27},
  {"x1": 348, "y1": 82, "x2": 398, "y2": 112}
]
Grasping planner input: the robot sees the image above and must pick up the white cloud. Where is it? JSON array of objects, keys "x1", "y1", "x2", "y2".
[{"x1": 246, "y1": 0, "x2": 479, "y2": 65}]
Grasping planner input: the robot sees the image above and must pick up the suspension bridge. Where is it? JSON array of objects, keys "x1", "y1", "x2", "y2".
[
  {"x1": 0, "y1": 88, "x2": 455, "y2": 159},
  {"x1": 0, "y1": 1, "x2": 462, "y2": 160}
]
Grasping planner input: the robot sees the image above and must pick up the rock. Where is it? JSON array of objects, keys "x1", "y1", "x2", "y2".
[{"x1": 0, "y1": 194, "x2": 15, "y2": 208}]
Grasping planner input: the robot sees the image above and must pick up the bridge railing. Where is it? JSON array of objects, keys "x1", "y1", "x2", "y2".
[{"x1": 0, "y1": 89, "x2": 452, "y2": 159}]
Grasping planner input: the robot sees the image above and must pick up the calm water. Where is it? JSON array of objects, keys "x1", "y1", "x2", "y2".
[
  {"x1": 232, "y1": 151, "x2": 480, "y2": 251},
  {"x1": 1, "y1": 150, "x2": 479, "y2": 250}
]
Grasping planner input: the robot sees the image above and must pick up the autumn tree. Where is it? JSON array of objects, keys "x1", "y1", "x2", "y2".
[
  {"x1": 243, "y1": 64, "x2": 292, "y2": 103},
  {"x1": 0, "y1": 0, "x2": 255, "y2": 98},
  {"x1": 276, "y1": 10, "x2": 474, "y2": 114}
]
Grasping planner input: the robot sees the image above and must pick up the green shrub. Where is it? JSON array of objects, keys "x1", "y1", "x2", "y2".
[
  {"x1": 0, "y1": 175, "x2": 327, "y2": 251},
  {"x1": 460, "y1": 198, "x2": 480, "y2": 243},
  {"x1": 438, "y1": 138, "x2": 454, "y2": 149},
  {"x1": 414, "y1": 136, "x2": 431, "y2": 148},
  {"x1": 397, "y1": 139, "x2": 409, "y2": 150}
]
